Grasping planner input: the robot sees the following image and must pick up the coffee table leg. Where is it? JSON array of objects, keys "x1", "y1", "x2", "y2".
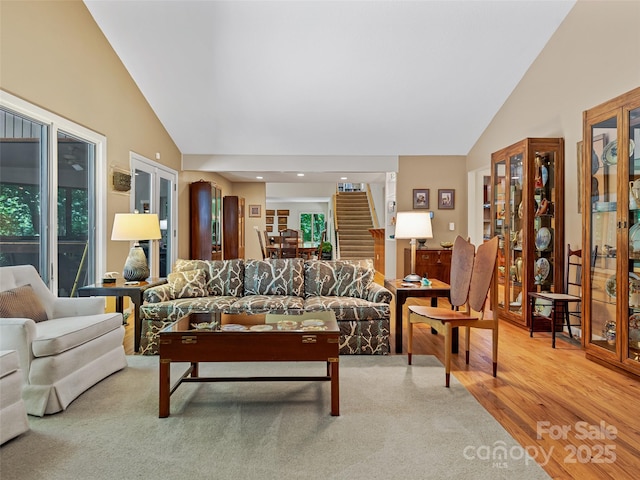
[
  {"x1": 329, "y1": 358, "x2": 339, "y2": 416},
  {"x1": 159, "y1": 359, "x2": 170, "y2": 418}
]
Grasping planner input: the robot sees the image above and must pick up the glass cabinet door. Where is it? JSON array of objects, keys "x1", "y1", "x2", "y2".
[
  {"x1": 588, "y1": 115, "x2": 619, "y2": 353},
  {"x1": 533, "y1": 150, "x2": 557, "y2": 294},
  {"x1": 627, "y1": 105, "x2": 640, "y2": 364},
  {"x1": 508, "y1": 153, "x2": 524, "y2": 314},
  {"x1": 494, "y1": 159, "x2": 507, "y2": 311}
]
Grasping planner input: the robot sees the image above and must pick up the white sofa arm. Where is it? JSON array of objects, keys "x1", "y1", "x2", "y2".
[
  {"x1": 0, "y1": 318, "x2": 37, "y2": 383},
  {"x1": 51, "y1": 297, "x2": 105, "y2": 318}
]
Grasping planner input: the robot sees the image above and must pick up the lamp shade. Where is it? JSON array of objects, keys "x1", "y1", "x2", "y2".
[
  {"x1": 111, "y1": 213, "x2": 161, "y2": 241},
  {"x1": 394, "y1": 211, "x2": 433, "y2": 240}
]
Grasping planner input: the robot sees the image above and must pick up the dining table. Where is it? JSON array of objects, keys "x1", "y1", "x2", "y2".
[{"x1": 266, "y1": 240, "x2": 319, "y2": 259}]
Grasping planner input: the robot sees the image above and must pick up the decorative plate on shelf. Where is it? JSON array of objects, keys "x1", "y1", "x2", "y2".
[
  {"x1": 535, "y1": 227, "x2": 552, "y2": 251},
  {"x1": 535, "y1": 257, "x2": 551, "y2": 283},
  {"x1": 534, "y1": 297, "x2": 552, "y2": 317},
  {"x1": 518, "y1": 201, "x2": 524, "y2": 219},
  {"x1": 605, "y1": 272, "x2": 640, "y2": 299},
  {"x1": 602, "y1": 139, "x2": 636, "y2": 165},
  {"x1": 592, "y1": 150, "x2": 600, "y2": 174}
]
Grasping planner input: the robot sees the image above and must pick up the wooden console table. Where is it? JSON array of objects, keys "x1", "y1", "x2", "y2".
[{"x1": 403, "y1": 248, "x2": 452, "y2": 283}]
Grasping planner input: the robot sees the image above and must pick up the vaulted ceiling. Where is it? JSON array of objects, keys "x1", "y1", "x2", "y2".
[{"x1": 84, "y1": 0, "x2": 576, "y2": 184}]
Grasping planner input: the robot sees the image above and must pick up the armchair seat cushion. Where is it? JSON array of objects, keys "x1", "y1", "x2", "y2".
[{"x1": 31, "y1": 313, "x2": 122, "y2": 357}]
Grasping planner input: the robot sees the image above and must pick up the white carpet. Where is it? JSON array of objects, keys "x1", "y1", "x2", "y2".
[{"x1": 0, "y1": 355, "x2": 550, "y2": 479}]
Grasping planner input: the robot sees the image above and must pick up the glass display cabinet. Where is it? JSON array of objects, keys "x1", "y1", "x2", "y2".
[
  {"x1": 583, "y1": 87, "x2": 640, "y2": 378},
  {"x1": 491, "y1": 138, "x2": 565, "y2": 329}
]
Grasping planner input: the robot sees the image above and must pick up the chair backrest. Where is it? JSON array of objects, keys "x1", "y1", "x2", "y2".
[
  {"x1": 449, "y1": 235, "x2": 476, "y2": 308},
  {"x1": 0, "y1": 265, "x2": 56, "y2": 313},
  {"x1": 279, "y1": 229, "x2": 299, "y2": 258},
  {"x1": 468, "y1": 236, "x2": 499, "y2": 313},
  {"x1": 566, "y1": 244, "x2": 582, "y2": 295},
  {"x1": 254, "y1": 226, "x2": 267, "y2": 259}
]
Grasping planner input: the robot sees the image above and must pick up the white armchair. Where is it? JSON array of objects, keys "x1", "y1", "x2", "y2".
[{"x1": 0, "y1": 265, "x2": 127, "y2": 416}]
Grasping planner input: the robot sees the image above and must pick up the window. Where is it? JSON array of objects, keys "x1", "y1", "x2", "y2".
[
  {"x1": 131, "y1": 153, "x2": 177, "y2": 277},
  {"x1": 0, "y1": 92, "x2": 106, "y2": 296},
  {"x1": 299, "y1": 213, "x2": 325, "y2": 244}
]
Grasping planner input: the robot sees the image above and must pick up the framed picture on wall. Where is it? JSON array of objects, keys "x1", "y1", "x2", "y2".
[
  {"x1": 249, "y1": 205, "x2": 261, "y2": 217},
  {"x1": 413, "y1": 189, "x2": 429, "y2": 209},
  {"x1": 438, "y1": 189, "x2": 455, "y2": 209}
]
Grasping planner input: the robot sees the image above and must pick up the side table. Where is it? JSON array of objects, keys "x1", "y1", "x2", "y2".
[
  {"x1": 78, "y1": 278, "x2": 166, "y2": 353},
  {"x1": 384, "y1": 278, "x2": 455, "y2": 354}
]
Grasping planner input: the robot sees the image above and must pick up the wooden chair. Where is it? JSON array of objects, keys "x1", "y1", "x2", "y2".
[
  {"x1": 528, "y1": 244, "x2": 582, "y2": 348},
  {"x1": 254, "y1": 226, "x2": 267, "y2": 259},
  {"x1": 279, "y1": 228, "x2": 299, "y2": 258},
  {"x1": 408, "y1": 236, "x2": 499, "y2": 387}
]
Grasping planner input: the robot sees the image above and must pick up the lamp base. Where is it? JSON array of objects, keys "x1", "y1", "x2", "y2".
[
  {"x1": 403, "y1": 273, "x2": 422, "y2": 282},
  {"x1": 123, "y1": 246, "x2": 150, "y2": 281}
]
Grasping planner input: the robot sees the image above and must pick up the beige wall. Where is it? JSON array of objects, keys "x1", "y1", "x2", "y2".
[
  {"x1": 395, "y1": 155, "x2": 467, "y2": 278},
  {"x1": 0, "y1": 0, "x2": 182, "y2": 272},
  {"x1": 467, "y1": 0, "x2": 640, "y2": 250}
]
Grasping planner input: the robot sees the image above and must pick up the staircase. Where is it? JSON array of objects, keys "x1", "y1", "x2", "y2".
[{"x1": 335, "y1": 191, "x2": 375, "y2": 260}]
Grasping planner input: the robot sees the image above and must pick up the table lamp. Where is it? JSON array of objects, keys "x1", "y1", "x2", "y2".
[
  {"x1": 394, "y1": 211, "x2": 433, "y2": 282},
  {"x1": 111, "y1": 212, "x2": 161, "y2": 281}
]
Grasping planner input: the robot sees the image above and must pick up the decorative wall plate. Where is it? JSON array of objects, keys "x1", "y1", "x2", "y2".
[{"x1": 535, "y1": 227, "x2": 552, "y2": 251}]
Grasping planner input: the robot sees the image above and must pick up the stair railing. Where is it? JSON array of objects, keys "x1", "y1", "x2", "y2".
[{"x1": 365, "y1": 184, "x2": 380, "y2": 229}]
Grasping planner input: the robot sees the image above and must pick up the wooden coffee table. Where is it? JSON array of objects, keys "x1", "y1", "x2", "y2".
[{"x1": 158, "y1": 312, "x2": 340, "y2": 417}]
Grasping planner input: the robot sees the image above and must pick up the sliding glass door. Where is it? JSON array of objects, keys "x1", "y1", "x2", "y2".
[{"x1": 0, "y1": 102, "x2": 101, "y2": 296}]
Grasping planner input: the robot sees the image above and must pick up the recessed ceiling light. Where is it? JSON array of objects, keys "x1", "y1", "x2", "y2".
[
  {"x1": 297, "y1": 173, "x2": 304, "y2": 177},
  {"x1": 341, "y1": 177, "x2": 348, "y2": 180},
  {"x1": 256, "y1": 176, "x2": 263, "y2": 179}
]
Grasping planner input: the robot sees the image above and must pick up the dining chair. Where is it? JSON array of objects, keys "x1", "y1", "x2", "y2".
[
  {"x1": 254, "y1": 226, "x2": 267, "y2": 259},
  {"x1": 528, "y1": 244, "x2": 582, "y2": 348},
  {"x1": 408, "y1": 236, "x2": 498, "y2": 387},
  {"x1": 279, "y1": 228, "x2": 299, "y2": 258}
]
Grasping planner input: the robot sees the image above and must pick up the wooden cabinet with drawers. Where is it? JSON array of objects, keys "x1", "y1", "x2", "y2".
[{"x1": 403, "y1": 248, "x2": 452, "y2": 283}]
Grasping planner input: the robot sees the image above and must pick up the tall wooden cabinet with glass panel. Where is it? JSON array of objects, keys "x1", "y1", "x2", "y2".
[
  {"x1": 583, "y1": 87, "x2": 640, "y2": 378},
  {"x1": 491, "y1": 138, "x2": 565, "y2": 329}
]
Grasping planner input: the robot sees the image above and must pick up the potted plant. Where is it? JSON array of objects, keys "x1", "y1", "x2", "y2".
[{"x1": 320, "y1": 241, "x2": 333, "y2": 260}]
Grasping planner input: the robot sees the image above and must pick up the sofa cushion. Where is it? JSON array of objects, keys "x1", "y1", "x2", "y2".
[
  {"x1": 167, "y1": 269, "x2": 208, "y2": 299},
  {"x1": 304, "y1": 260, "x2": 374, "y2": 298},
  {"x1": 230, "y1": 295, "x2": 305, "y2": 314},
  {"x1": 243, "y1": 259, "x2": 304, "y2": 296},
  {"x1": 31, "y1": 313, "x2": 122, "y2": 357},
  {"x1": 304, "y1": 296, "x2": 389, "y2": 321},
  {"x1": 140, "y1": 296, "x2": 240, "y2": 322},
  {"x1": 174, "y1": 259, "x2": 244, "y2": 297},
  {"x1": 0, "y1": 284, "x2": 48, "y2": 322}
]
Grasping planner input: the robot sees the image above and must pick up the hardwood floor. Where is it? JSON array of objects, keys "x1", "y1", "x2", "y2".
[{"x1": 122, "y1": 305, "x2": 640, "y2": 479}]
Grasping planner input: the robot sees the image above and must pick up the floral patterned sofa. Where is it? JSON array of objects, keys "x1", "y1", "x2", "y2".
[{"x1": 139, "y1": 258, "x2": 391, "y2": 355}]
